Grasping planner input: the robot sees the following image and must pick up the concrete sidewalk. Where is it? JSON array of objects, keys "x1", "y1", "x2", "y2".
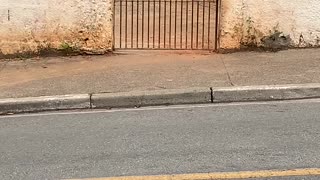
[{"x1": 0, "y1": 49, "x2": 319, "y2": 99}]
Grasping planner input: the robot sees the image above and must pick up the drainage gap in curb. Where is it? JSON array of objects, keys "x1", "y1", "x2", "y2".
[
  {"x1": 89, "y1": 93, "x2": 93, "y2": 109},
  {"x1": 210, "y1": 87, "x2": 214, "y2": 103}
]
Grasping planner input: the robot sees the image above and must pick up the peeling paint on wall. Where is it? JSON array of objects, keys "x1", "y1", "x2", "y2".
[
  {"x1": 220, "y1": 0, "x2": 320, "y2": 50},
  {"x1": 0, "y1": 0, "x2": 113, "y2": 57}
]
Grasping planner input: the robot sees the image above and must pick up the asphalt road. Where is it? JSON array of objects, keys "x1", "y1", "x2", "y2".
[{"x1": 0, "y1": 99, "x2": 320, "y2": 180}]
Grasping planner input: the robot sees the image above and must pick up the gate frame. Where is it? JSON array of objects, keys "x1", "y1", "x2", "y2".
[
  {"x1": 112, "y1": 0, "x2": 221, "y2": 51},
  {"x1": 215, "y1": 0, "x2": 221, "y2": 51}
]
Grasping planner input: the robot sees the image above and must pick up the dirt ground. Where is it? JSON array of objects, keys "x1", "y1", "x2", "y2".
[{"x1": 114, "y1": 0, "x2": 217, "y2": 49}]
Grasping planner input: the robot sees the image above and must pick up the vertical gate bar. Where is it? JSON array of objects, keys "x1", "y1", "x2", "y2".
[
  {"x1": 164, "y1": 0, "x2": 166, "y2": 48},
  {"x1": 207, "y1": 0, "x2": 210, "y2": 49},
  {"x1": 120, "y1": 0, "x2": 122, "y2": 48},
  {"x1": 148, "y1": 0, "x2": 150, "y2": 48},
  {"x1": 169, "y1": 0, "x2": 172, "y2": 48},
  {"x1": 174, "y1": 0, "x2": 177, "y2": 49},
  {"x1": 113, "y1": 0, "x2": 115, "y2": 49},
  {"x1": 142, "y1": 0, "x2": 144, "y2": 48},
  {"x1": 158, "y1": 0, "x2": 161, "y2": 48},
  {"x1": 153, "y1": 0, "x2": 155, "y2": 48},
  {"x1": 196, "y1": 0, "x2": 199, "y2": 49},
  {"x1": 185, "y1": 0, "x2": 188, "y2": 49},
  {"x1": 215, "y1": 0, "x2": 219, "y2": 50},
  {"x1": 125, "y1": 0, "x2": 128, "y2": 48},
  {"x1": 202, "y1": 0, "x2": 205, "y2": 49},
  {"x1": 137, "y1": 0, "x2": 139, "y2": 48},
  {"x1": 180, "y1": 0, "x2": 183, "y2": 49},
  {"x1": 191, "y1": 0, "x2": 193, "y2": 49},
  {"x1": 131, "y1": 0, "x2": 134, "y2": 48}
]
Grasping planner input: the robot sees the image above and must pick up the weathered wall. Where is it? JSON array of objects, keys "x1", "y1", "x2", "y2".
[
  {"x1": 0, "y1": 0, "x2": 113, "y2": 56},
  {"x1": 220, "y1": 0, "x2": 320, "y2": 49}
]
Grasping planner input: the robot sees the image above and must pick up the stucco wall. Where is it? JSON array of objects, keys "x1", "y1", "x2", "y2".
[
  {"x1": 1, "y1": 0, "x2": 319, "y2": 55},
  {"x1": 0, "y1": 0, "x2": 113, "y2": 56},
  {"x1": 220, "y1": 0, "x2": 320, "y2": 49}
]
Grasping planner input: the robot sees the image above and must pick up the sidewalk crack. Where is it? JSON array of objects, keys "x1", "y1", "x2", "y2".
[
  {"x1": 221, "y1": 58, "x2": 235, "y2": 86},
  {"x1": 0, "y1": 61, "x2": 8, "y2": 73}
]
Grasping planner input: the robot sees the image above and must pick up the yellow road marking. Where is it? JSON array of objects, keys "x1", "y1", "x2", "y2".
[{"x1": 68, "y1": 168, "x2": 320, "y2": 180}]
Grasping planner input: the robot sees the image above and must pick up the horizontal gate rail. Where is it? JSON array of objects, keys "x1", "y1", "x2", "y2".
[{"x1": 114, "y1": 0, "x2": 218, "y2": 50}]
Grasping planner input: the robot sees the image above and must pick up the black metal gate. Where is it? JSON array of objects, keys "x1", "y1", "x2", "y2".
[{"x1": 114, "y1": 0, "x2": 219, "y2": 50}]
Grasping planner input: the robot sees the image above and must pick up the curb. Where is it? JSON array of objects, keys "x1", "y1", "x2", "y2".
[
  {"x1": 212, "y1": 84, "x2": 320, "y2": 102},
  {"x1": 91, "y1": 87, "x2": 212, "y2": 109},
  {"x1": 1, "y1": 84, "x2": 320, "y2": 114},
  {"x1": 0, "y1": 94, "x2": 90, "y2": 115}
]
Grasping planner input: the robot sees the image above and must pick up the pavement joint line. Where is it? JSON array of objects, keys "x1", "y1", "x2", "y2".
[
  {"x1": 89, "y1": 93, "x2": 93, "y2": 109},
  {"x1": 210, "y1": 87, "x2": 214, "y2": 103},
  {"x1": 66, "y1": 168, "x2": 320, "y2": 180}
]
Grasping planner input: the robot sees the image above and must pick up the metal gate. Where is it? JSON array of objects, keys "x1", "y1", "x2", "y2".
[{"x1": 114, "y1": 0, "x2": 219, "y2": 50}]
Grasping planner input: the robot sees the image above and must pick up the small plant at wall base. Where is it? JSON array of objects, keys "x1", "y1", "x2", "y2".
[
  {"x1": 240, "y1": 17, "x2": 263, "y2": 48},
  {"x1": 60, "y1": 42, "x2": 72, "y2": 50},
  {"x1": 59, "y1": 42, "x2": 79, "y2": 55},
  {"x1": 36, "y1": 42, "x2": 80, "y2": 57},
  {"x1": 316, "y1": 36, "x2": 320, "y2": 46}
]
